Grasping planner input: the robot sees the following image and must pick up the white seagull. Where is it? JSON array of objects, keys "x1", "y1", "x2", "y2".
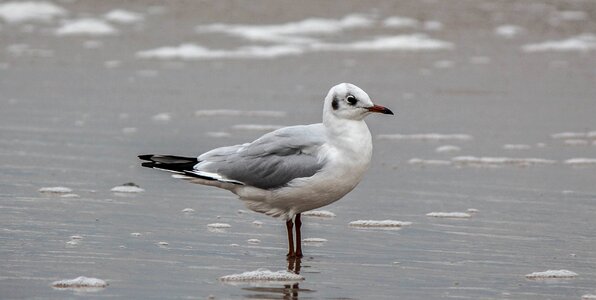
[{"x1": 139, "y1": 83, "x2": 393, "y2": 258}]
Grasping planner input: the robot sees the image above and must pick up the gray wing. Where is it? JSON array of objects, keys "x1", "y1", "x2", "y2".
[{"x1": 195, "y1": 123, "x2": 326, "y2": 190}]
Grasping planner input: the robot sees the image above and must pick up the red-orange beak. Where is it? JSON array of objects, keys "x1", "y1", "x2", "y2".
[{"x1": 367, "y1": 104, "x2": 394, "y2": 115}]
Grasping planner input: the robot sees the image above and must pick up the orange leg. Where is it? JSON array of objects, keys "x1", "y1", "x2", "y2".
[
  {"x1": 286, "y1": 218, "x2": 295, "y2": 257},
  {"x1": 295, "y1": 213, "x2": 303, "y2": 258}
]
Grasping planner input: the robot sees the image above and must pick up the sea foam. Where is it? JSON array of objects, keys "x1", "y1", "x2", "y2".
[
  {"x1": 302, "y1": 210, "x2": 336, "y2": 218},
  {"x1": 349, "y1": 220, "x2": 412, "y2": 227},
  {"x1": 52, "y1": 276, "x2": 108, "y2": 288},
  {"x1": 525, "y1": 269, "x2": 578, "y2": 279},
  {"x1": 426, "y1": 212, "x2": 471, "y2": 218},
  {"x1": 219, "y1": 269, "x2": 304, "y2": 283},
  {"x1": 137, "y1": 44, "x2": 303, "y2": 60},
  {"x1": 55, "y1": 18, "x2": 117, "y2": 36},
  {"x1": 196, "y1": 14, "x2": 373, "y2": 44},
  {"x1": 552, "y1": 131, "x2": 594, "y2": 139},
  {"x1": 313, "y1": 34, "x2": 453, "y2": 52},
  {"x1": 435, "y1": 145, "x2": 461, "y2": 153},
  {"x1": 302, "y1": 238, "x2": 327, "y2": 243},
  {"x1": 111, "y1": 185, "x2": 144, "y2": 193},
  {"x1": 207, "y1": 223, "x2": 231, "y2": 228},
  {"x1": 39, "y1": 186, "x2": 73, "y2": 194},
  {"x1": 104, "y1": 9, "x2": 143, "y2": 24},
  {"x1": 0, "y1": 1, "x2": 66, "y2": 23},
  {"x1": 522, "y1": 34, "x2": 596, "y2": 52},
  {"x1": 565, "y1": 158, "x2": 596, "y2": 166},
  {"x1": 137, "y1": 35, "x2": 452, "y2": 61}
]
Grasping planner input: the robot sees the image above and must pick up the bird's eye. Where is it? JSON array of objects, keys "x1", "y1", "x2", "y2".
[{"x1": 346, "y1": 95, "x2": 357, "y2": 105}]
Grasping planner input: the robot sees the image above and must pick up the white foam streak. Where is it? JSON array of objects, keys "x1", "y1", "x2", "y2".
[
  {"x1": 219, "y1": 269, "x2": 304, "y2": 283},
  {"x1": 196, "y1": 14, "x2": 373, "y2": 44},
  {"x1": 52, "y1": 276, "x2": 108, "y2": 289},
  {"x1": 349, "y1": 220, "x2": 412, "y2": 227},
  {"x1": 525, "y1": 269, "x2": 578, "y2": 279},
  {"x1": 137, "y1": 35, "x2": 451, "y2": 60},
  {"x1": 565, "y1": 158, "x2": 596, "y2": 166},
  {"x1": 111, "y1": 185, "x2": 144, "y2": 193},
  {"x1": 302, "y1": 210, "x2": 336, "y2": 218},
  {"x1": 137, "y1": 44, "x2": 303, "y2": 60},
  {"x1": 55, "y1": 19, "x2": 117, "y2": 36},
  {"x1": 523, "y1": 34, "x2": 596, "y2": 52},
  {"x1": 0, "y1": 1, "x2": 66, "y2": 23},
  {"x1": 39, "y1": 186, "x2": 73, "y2": 193},
  {"x1": 426, "y1": 212, "x2": 471, "y2": 218},
  {"x1": 551, "y1": 131, "x2": 596, "y2": 139},
  {"x1": 61, "y1": 193, "x2": 80, "y2": 198},
  {"x1": 435, "y1": 145, "x2": 461, "y2": 153},
  {"x1": 313, "y1": 34, "x2": 453, "y2": 51},
  {"x1": 207, "y1": 223, "x2": 231, "y2": 228},
  {"x1": 104, "y1": 9, "x2": 143, "y2": 24}
]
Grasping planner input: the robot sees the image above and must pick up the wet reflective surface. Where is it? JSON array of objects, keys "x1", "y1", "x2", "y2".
[{"x1": 1, "y1": 0, "x2": 596, "y2": 299}]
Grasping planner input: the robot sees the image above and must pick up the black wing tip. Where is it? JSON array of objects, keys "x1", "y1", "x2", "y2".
[
  {"x1": 138, "y1": 154, "x2": 155, "y2": 161},
  {"x1": 141, "y1": 161, "x2": 156, "y2": 168},
  {"x1": 138, "y1": 154, "x2": 199, "y2": 172}
]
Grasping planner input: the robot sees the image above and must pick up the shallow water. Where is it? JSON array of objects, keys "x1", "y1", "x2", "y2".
[{"x1": 1, "y1": 0, "x2": 596, "y2": 299}]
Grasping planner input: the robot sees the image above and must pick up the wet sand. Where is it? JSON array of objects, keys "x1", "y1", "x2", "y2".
[{"x1": 1, "y1": 0, "x2": 596, "y2": 299}]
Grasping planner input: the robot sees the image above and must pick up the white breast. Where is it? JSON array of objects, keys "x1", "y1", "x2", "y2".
[
  {"x1": 234, "y1": 118, "x2": 374, "y2": 219},
  {"x1": 267, "y1": 121, "x2": 373, "y2": 217}
]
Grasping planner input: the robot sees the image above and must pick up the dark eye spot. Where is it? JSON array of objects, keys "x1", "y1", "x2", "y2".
[
  {"x1": 331, "y1": 98, "x2": 339, "y2": 110},
  {"x1": 346, "y1": 95, "x2": 357, "y2": 105}
]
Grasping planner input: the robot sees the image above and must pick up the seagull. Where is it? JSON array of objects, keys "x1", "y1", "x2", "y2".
[{"x1": 139, "y1": 83, "x2": 393, "y2": 258}]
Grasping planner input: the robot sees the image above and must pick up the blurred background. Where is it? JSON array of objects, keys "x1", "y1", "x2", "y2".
[{"x1": 1, "y1": 0, "x2": 595, "y2": 299}]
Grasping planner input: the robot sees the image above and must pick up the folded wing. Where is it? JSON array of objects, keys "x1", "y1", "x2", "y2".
[{"x1": 194, "y1": 124, "x2": 326, "y2": 190}]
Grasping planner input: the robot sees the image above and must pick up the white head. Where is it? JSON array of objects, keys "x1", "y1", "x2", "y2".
[{"x1": 323, "y1": 83, "x2": 393, "y2": 122}]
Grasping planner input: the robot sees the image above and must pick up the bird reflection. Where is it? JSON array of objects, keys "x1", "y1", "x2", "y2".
[{"x1": 242, "y1": 257, "x2": 312, "y2": 299}]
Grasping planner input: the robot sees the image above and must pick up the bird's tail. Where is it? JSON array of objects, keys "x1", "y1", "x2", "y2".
[
  {"x1": 139, "y1": 154, "x2": 243, "y2": 185},
  {"x1": 138, "y1": 154, "x2": 199, "y2": 174}
]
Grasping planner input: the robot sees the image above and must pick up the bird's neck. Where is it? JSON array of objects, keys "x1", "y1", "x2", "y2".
[{"x1": 323, "y1": 115, "x2": 373, "y2": 155}]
